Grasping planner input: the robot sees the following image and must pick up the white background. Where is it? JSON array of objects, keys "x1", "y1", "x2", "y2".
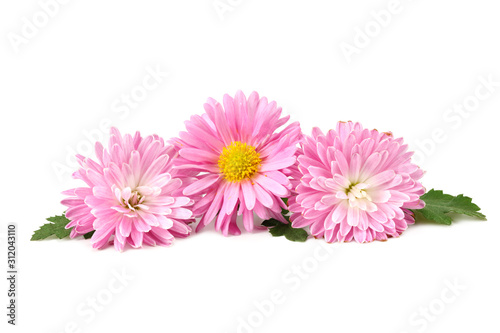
[{"x1": 1, "y1": 1, "x2": 499, "y2": 332}]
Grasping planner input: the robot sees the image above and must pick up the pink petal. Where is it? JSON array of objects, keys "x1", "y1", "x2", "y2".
[
  {"x1": 254, "y1": 174, "x2": 288, "y2": 197},
  {"x1": 221, "y1": 183, "x2": 239, "y2": 215},
  {"x1": 253, "y1": 183, "x2": 273, "y2": 208},
  {"x1": 260, "y1": 157, "x2": 296, "y2": 172},
  {"x1": 241, "y1": 180, "x2": 256, "y2": 210},
  {"x1": 183, "y1": 174, "x2": 221, "y2": 196}
]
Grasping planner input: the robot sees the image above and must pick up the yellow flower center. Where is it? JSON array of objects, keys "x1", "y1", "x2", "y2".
[{"x1": 218, "y1": 141, "x2": 261, "y2": 182}]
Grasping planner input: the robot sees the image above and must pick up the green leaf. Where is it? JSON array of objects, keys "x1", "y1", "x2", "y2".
[
  {"x1": 30, "y1": 223, "x2": 58, "y2": 241},
  {"x1": 261, "y1": 199, "x2": 309, "y2": 242},
  {"x1": 31, "y1": 215, "x2": 72, "y2": 240},
  {"x1": 284, "y1": 226, "x2": 309, "y2": 242},
  {"x1": 32, "y1": 213, "x2": 98, "y2": 241},
  {"x1": 264, "y1": 221, "x2": 308, "y2": 242},
  {"x1": 414, "y1": 189, "x2": 486, "y2": 225},
  {"x1": 261, "y1": 219, "x2": 281, "y2": 228},
  {"x1": 281, "y1": 198, "x2": 289, "y2": 215},
  {"x1": 83, "y1": 231, "x2": 95, "y2": 239},
  {"x1": 269, "y1": 224, "x2": 288, "y2": 237}
]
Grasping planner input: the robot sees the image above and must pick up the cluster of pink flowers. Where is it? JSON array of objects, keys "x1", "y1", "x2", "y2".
[{"x1": 62, "y1": 91, "x2": 425, "y2": 251}]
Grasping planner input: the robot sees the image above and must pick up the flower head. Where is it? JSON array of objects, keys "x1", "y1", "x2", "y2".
[
  {"x1": 289, "y1": 121, "x2": 425, "y2": 243},
  {"x1": 62, "y1": 128, "x2": 198, "y2": 251},
  {"x1": 172, "y1": 91, "x2": 302, "y2": 235}
]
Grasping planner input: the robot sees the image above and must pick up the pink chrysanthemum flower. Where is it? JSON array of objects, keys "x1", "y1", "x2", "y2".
[
  {"x1": 62, "y1": 128, "x2": 198, "y2": 251},
  {"x1": 172, "y1": 91, "x2": 302, "y2": 235},
  {"x1": 289, "y1": 121, "x2": 425, "y2": 243}
]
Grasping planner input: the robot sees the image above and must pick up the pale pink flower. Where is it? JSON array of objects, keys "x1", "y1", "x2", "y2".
[
  {"x1": 289, "y1": 122, "x2": 425, "y2": 243},
  {"x1": 62, "y1": 128, "x2": 198, "y2": 251},
  {"x1": 172, "y1": 91, "x2": 302, "y2": 235}
]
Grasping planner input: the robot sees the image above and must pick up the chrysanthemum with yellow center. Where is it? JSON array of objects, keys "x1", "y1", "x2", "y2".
[{"x1": 218, "y1": 141, "x2": 261, "y2": 182}]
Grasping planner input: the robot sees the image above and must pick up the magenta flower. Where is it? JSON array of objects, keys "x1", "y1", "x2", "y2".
[
  {"x1": 62, "y1": 128, "x2": 198, "y2": 251},
  {"x1": 289, "y1": 122, "x2": 425, "y2": 243},
  {"x1": 172, "y1": 91, "x2": 302, "y2": 235}
]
